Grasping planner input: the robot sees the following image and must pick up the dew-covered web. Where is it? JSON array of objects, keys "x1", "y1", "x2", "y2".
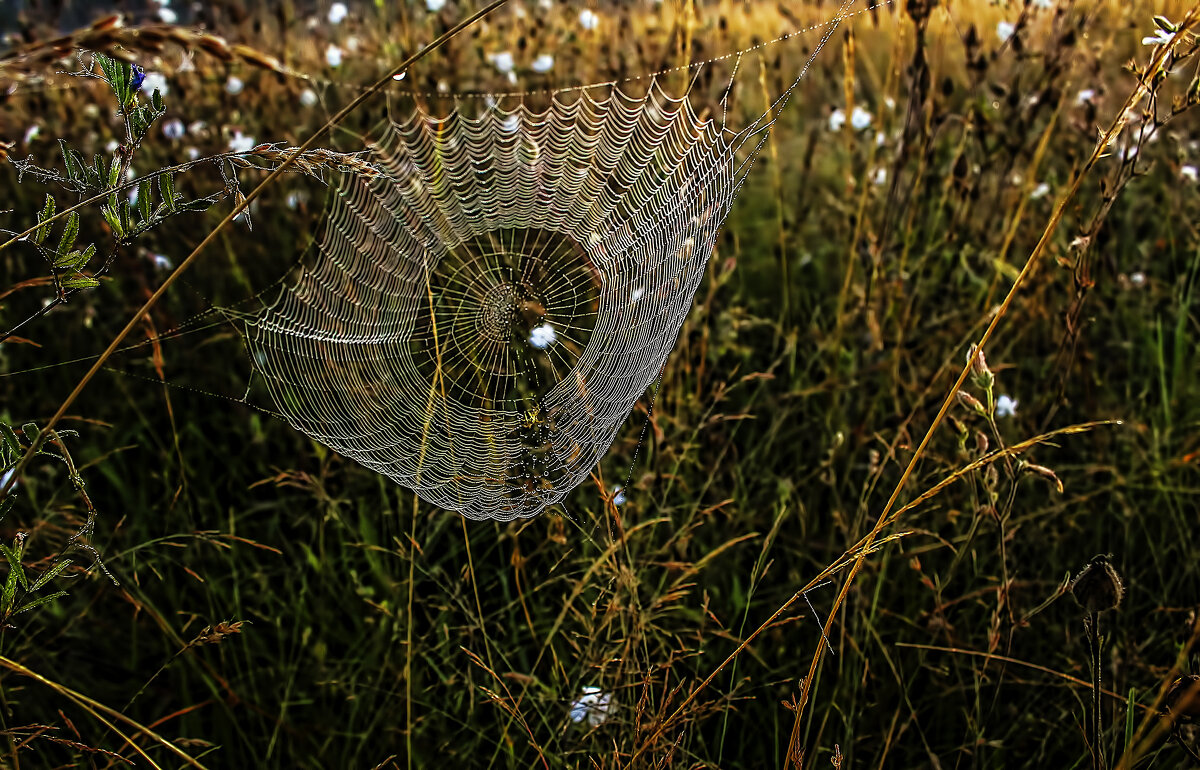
[{"x1": 236, "y1": 2, "x2": 860, "y2": 520}]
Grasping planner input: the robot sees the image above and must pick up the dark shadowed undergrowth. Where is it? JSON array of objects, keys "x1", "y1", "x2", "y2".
[{"x1": 1, "y1": 0, "x2": 1200, "y2": 767}]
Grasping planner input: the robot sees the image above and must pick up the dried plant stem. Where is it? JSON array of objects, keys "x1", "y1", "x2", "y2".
[
  {"x1": 1088, "y1": 612, "x2": 1105, "y2": 769},
  {"x1": 0, "y1": 0, "x2": 509, "y2": 505}
]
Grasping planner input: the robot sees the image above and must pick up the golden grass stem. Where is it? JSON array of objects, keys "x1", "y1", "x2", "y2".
[{"x1": 0, "y1": 654, "x2": 208, "y2": 768}]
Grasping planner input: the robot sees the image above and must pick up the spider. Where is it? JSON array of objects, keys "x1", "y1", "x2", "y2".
[
  {"x1": 502, "y1": 403, "x2": 561, "y2": 495},
  {"x1": 512, "y1": 403, "x2": 557, "y2": 452}
]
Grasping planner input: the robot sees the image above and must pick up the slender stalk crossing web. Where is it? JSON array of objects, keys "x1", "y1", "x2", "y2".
[{"x1": 241, "y1": 5, "x2": 856, "y2": 520}]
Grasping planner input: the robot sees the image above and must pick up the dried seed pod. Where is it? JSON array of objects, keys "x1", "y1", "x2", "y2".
[
  {"x1": 956, "y1": 390, "x2": 986, "y2": 416},
  {"x1": 967, "y1": 343, "x2": 994, "y2": 391},
  {"x1": 1166, "y1": 675, "x2": 1200, "y2": 722},
  {"x1": 1070, "y1": 554, "x2": 1124, "y2": 613}
]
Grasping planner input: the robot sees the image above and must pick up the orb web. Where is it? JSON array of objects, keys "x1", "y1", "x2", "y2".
[{"x1": 239, "y1": 1, "x2": 854, "y2": 519}]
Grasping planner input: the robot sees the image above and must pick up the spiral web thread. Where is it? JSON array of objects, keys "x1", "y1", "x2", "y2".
[{"x1": 240, "y1": 2, "x2": 856, "y2": 520}]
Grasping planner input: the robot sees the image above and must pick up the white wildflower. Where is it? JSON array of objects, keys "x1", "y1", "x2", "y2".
[
  {"x1": 529, "y1": 323, "x2": 556, "y2": 349},
  {"x1": 228, "y1": 130, "x2": 256, "y2": 153},
  {"x1": 162, "y1": 118, "x2": 185, "y2": 140},
  {"x1": 225, "y1": 75, "x2": 244, "y2": 95},
  {"x1": 578, "y1": 9, "x2": 599, "y2": 30},
  {"x1": 23, "y1": 125, "x2": 40, "y2": 145},
  {"x1": 1031, "y1": 182, "x2": 1050, "y2": 199},
  {"x1": 611, "y1": 486, "x2": 626, "y2": 506},
  {"x1": 186, "y1": 146, "x2": 200, "y2": 160},
  {"x1": 1181, "y1": 165, "x2": 1198, "y2": 182},
  {"x1": 150, "y1": 253, "x2": 173, "y2": 270},
  {"x1": 1142, "y1": 28, "x2": 1175, "y2": 47},
  {"x1": 325, "y1": 44, "x2": 343, "y2": 68},
  {"x1": 426, "y1": 0, "x2": 445, "y2": 10},
  {"x1": 996, "y1": 21, "x2": 1015, "y2": 43},
  {"x1": 105, "y1": 139, "x2": 119, "y2": 153},
  {"x1": 300, "y1": 88, "x2": 319, "y2": 107},
  {"x1": 328, "y1": 1, "x2": 348, "y2": 24},
  {"x1": 531, "y1": 53, "x2": 554, "y2": 73},
  {"x1": 570, "y1": 687, "x2": 611, "y2": 726},
  {"x1": 1076, "y1": 89, "x2": 1095, "y2": 104},
  {"x1": 872, "y1": 167, "x2": 887, "y2": 186},
  {"x1": 141, "y1": 71, "x2": 168, "y2": 95},
  {"x1": 489, "y1": 51, "x2": 514, "y2": 73},
  {"x1": 850, "y1": 105, "x2": 872, "y2": 130},
  {"x1": 1032, "y1": 0, "x2": 1052, "y2": 8},
  {"x1": 158, "y1": 7, "x2": 178, "y2": 23},
  {"x1": 995, "y1": 394, "x2": 1018, "y2": 418},
  {"x1": 1130, "y1": 271, "x2": 1146, "y2": 286},
  {"x1": 828, "y1": 108, "x2": 846, "y2": 131}
]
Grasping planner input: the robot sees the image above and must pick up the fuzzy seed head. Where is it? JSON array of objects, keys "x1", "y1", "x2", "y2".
[{"x1": 1070, "y1": 554, "x2": 1124, "y2": 614}]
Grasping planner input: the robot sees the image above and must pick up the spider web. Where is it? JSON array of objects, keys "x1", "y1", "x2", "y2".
[{"x1": 237, "y1": 3, "x2": 859, "y2": 520}]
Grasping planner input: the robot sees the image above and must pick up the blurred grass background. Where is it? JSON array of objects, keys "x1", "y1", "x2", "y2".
[{"x1": 1, "y1": 0, "x2": 1200, "y2": 767}]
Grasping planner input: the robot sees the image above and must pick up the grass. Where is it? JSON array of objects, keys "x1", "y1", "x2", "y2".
[{"x1": 2, "y1": 0, "x2": 1200, "y2": 767}]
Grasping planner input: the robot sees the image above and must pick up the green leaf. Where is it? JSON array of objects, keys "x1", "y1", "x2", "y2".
[
  {"x1": 56, "y1": 211, "x2": 80, "y2": 259},
  {"x1": 53, "y1": 245, "x2": 93, "y2": 272},
  {"x1": 93, "y1": 154, "x2": 107, "y2": 187},
  {"x1": 151, "y1": 88, "x2": 164, "y2": 113},
  {"x1": 119, "y1": 200, "x2": 132, "y2": 235},
  {"x1": 0, "y1": 543, "x2": 28, "y2": 592},
  {"x1": 130, "y1": 110, "x2": 147, "y2": 140},
  {"x1": 180, "y1": 198, "x2": 216, "y2": 213},
  {"x1": 108, "y1": 156, "x2": 121, "y2": 189},
  {"x1": 61, "y1": 276, "x2": 101, "y2": 290},
  {"x1": 33, "y1": 195, "x2": 55, "y2": 244},
  {"x1": 158, "y1": 173, "x2": 176, "y2": 212},
  {"x1": 137, "y1": 179, "x2": 152, "y2": 223},
  {"x1": 2, "y1": 564, "x2": 19, "y2": 614},
  {"x1": 112, "y1": 61, "x2": 129, "y2": 104},
  {"x1": 14, "y1": 591, "x2": 67, "y2": 615},
  {"x1": 60, "y1": 140, "x2": 82, "y2": 184},
  {"x1": 20, "y1": 424, "x2": 38, "y2": 448},
  {"x1": 0, "y1": 425, "x2": 21, "y2": 456},
  {"x1": 101, "y1": 204, "x2": 124, "y2": 239},
  {"x1": 53, "y1": 250, "x2": 83, "y2": 270},
  {"x1": 30, "y1": 559, "x2": 72, "y2": 591},
  {"x1": 96, "y1": 54, "x2": 117, "y2": 84}
]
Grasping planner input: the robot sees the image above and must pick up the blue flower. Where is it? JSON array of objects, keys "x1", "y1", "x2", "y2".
[{"x1": 130, "y1": 64, "x2": 146, "y2": 92}]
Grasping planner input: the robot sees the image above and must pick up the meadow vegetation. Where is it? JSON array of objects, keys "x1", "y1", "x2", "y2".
[{"x1": 1, "y1": 0, "x2": 1199, "y2": 767}]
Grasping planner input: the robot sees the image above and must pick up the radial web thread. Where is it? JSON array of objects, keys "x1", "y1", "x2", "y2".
[{"x1": 240, "y1": 4, "x2": 854, "y2": 520}]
